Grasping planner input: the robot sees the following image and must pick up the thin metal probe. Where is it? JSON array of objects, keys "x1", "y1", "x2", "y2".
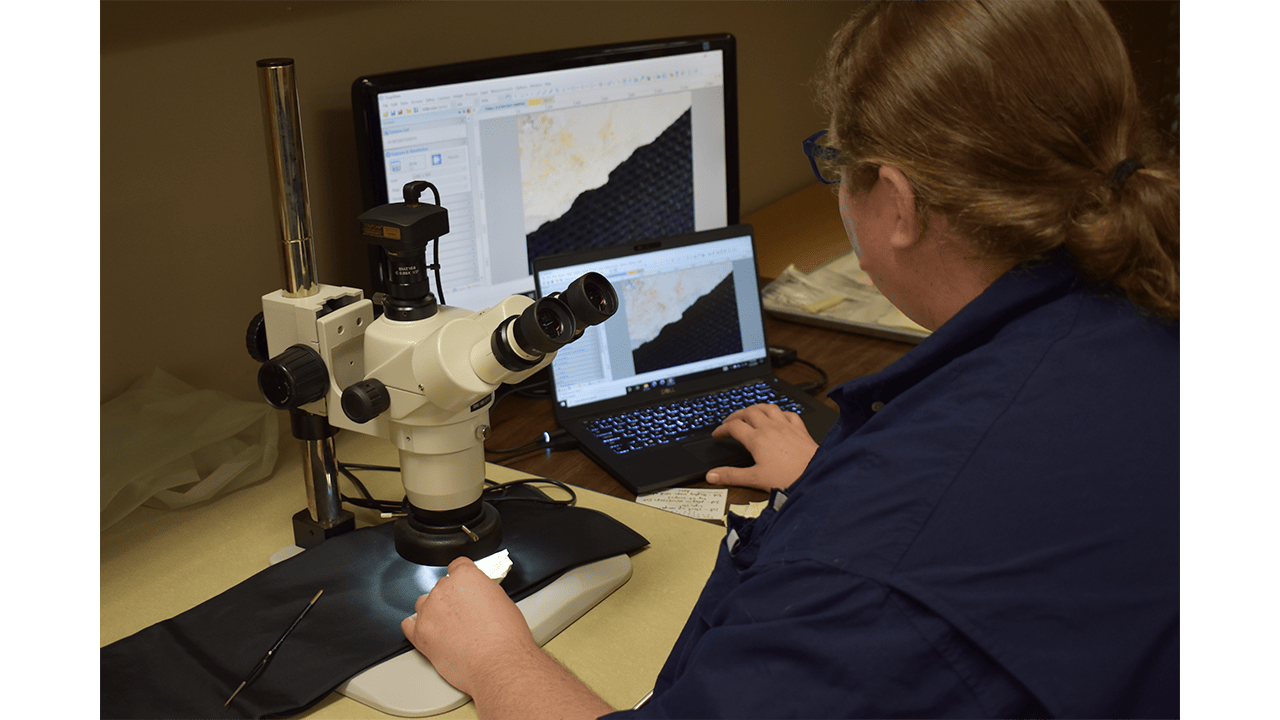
[{"x1": 224, "y1": 589, "x2": 324, "y2": 706}]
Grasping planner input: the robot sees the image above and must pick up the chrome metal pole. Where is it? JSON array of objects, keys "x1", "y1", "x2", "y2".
[
  {"x1": 257, "y1": 58, "x2": 319, "y2": 299},
  {"x1": 257, "y1": 58, "x2": 348, "y2": 535},
  {"x1": 301, "y1": 434, "x2": 345, "y2": 528}
]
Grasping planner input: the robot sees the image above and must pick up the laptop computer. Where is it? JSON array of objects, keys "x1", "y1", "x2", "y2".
[{"x1": 532, "y1": 224, "x2": 839, "y2": 496}]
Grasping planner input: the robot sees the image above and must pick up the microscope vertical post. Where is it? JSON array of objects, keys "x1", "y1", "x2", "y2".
[
  {"x1": 258, "y1": 58, "x2": 319, "y2": 298},
  {"x1": 257, "y1": 58, "x2": 351, "y2": 542}
]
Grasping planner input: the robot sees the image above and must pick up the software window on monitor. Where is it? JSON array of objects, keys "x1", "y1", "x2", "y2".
[{"x1": 359, "y1": 43, "x2": 734, "y2": 311}]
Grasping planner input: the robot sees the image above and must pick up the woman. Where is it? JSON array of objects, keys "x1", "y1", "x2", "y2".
[{"x1": 403, "y1": 3, "x2": 1180, "y2": 717}]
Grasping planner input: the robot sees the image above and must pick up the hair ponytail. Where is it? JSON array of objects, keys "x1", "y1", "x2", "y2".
[
  {"x1": 1069, "y1": 159, "x2": 1179, "y2": 319},
  {"x1": 819, "y1": 0, "x2": 1179, "y2": 320}
]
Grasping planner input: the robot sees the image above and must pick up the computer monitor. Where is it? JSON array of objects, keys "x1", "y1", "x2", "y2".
[{"x1": 351, "y1": 34, "x2": 739, "y2": 311}]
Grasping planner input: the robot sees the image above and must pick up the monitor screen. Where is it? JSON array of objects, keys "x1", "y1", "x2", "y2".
[{"x1": 351, "y1": 35, "x2": 739, "y2": 312}]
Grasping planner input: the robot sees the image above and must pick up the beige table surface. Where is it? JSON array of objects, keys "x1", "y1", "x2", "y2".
[{"x1": 101, "y1": 430, "x2": 726, "y2": 717}]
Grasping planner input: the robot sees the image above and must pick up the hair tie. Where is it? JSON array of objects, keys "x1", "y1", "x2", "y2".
[{"x1": 1107, "y1": 157, "x2": 1144, "y2": 192}]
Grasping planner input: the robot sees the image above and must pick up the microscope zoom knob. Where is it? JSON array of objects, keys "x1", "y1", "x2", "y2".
[
  {"x1": 258, "y1": 344, "x2": 329, "y2": 409},
  {"x1": 246, "y1": 312, "x2": 270, "y2": 363},
  {"x1": 342, "y1": 379, "x2": 391, "y2": 423}
]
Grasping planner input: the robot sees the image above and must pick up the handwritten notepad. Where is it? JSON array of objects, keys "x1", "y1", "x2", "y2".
[{"x1": 636, "y1": 487, "x2": 728, "y2": 521}]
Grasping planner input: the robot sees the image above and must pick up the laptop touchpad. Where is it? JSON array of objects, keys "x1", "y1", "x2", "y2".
[{"x1": 685, "y1": 437, "x2": 754, "y2": 468}]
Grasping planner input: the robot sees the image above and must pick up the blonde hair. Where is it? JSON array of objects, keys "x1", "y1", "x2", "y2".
[{"x1": 818, "y1": 0, "x2": 1179, "y2": 319}]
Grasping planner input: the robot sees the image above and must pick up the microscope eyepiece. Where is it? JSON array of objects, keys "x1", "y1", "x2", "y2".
[
  {"x1": 538, "y1": 308, "x2": 562, "y2": 336},
  {"x1": 555, "y1": 271, "x2": 618, "y2": 329},
  {"x1": 490, "y1": 296, "x2": 575, "y2": 372},
  {"x1": 514, "y1": 296, "x2": 576, "y2": 355}
]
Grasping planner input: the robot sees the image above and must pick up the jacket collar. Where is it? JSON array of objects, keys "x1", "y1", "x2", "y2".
[{"x1": 830, "y1": 253, "x2": 1081, "y2": 415}]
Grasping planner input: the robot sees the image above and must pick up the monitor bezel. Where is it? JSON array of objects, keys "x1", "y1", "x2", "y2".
[{"x1": 350, "y1": 34, "x2": 740, "y2": 296}]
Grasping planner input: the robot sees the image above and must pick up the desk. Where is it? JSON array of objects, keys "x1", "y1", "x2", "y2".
[
  {"x1": 100, "y1": 433, "x2": 728, "y2": 719},
  {"x1": 100, "y1": 184, "x2": 915, "y2": 718}
]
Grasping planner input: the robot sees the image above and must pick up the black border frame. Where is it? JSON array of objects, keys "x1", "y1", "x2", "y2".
[{"x1": 350, "y1": 34, "x2": 740, "y2": 296}]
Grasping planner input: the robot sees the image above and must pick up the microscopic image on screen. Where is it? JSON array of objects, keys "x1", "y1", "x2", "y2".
[
  {"x1": 622, "y1": 263, "x2": 742, "y2": 375},
  {"x1": 520, "y1": 94, "x2": 695, "y2": 268}
]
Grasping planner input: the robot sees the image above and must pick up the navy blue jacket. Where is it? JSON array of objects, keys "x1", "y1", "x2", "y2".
[{"x1": 609, "y1": 256, "x2": 1179, "y2": 718}]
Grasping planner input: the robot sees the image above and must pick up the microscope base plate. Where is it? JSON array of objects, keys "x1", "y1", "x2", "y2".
[{"x1": 268, "y1": 546, "x2": 633, "y2": 716}]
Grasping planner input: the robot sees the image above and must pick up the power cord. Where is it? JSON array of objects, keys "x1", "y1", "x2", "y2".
[
  {"x1": 334, "y1": 461, "x2": 579, "y2": 518},
  {"x1": 491, "y1": 378, "x2": 552, "y2": 412},
  {"x1": 407, "y1": 180, "x2": 447, "y2": 307},
  {"x1": 336, "y1": 462, "x2": 405, "y2": 513},
  {"x1": 482, "y1": 477, "x2": 577, "y2": 507},
  {"x1": 792, "y1": 358, "x2": 829, "y2": 394},
  {"x1": 484, "y1": 428, "x2": 580, "y2": 464},
  {"x1": 768, "y1": 345, "x2": 829, "y2": 395}
]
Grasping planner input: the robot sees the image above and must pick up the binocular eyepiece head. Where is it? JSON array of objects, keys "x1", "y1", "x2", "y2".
[{"x1": 491, "y1": 272, "x2": 619, "y2": 372}]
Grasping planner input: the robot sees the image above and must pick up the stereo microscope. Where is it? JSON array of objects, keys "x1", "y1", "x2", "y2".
[{"x1": 249, "y1": 59, "x2": 617, "y2": 569}]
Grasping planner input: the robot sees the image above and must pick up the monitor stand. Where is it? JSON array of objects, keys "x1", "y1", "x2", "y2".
[{"x1": 269, "y1": 546, "x2": 632, "y2": 717}]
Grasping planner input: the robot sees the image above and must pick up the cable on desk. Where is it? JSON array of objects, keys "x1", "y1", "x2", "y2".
[
  {"x1": 487, "y1": 442, "x2": 581, "y2": 466},
  {"x1": 487, "y1": 447, "x2": 545, "y2": 464},
  {"x1": 768, "y1": 344, "x2": 830, "y2": 395},
  {"x1": 334, "y1": 456, "x2": 579, "y2": 515},
  {"x1": 343, "y1": 462, "x2": 399, "y2": 473},
  {"x1": 485, "y1": 437, "x2": 549, "y2": 455},
  {"x1": 491, "y1": 378, "x2": 552, "y2": 412},
  {"x1": 337, "y1": 462, "x2": 404, "y2": 513},
  {"x1": 485, "y1": 428, "x2": 579, "y2": 464},
  {"x1": 792, "y1": 358, "x2": 829, "y2": 395},
  {"x1": 483, "y1": 477, "x2": 577, "y2": 507}
]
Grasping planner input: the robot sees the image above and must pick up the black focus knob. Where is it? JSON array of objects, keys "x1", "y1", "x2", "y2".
[
  {"x1": 246, "y1": 312, "x2": 270, "y2": 363},
  {"x1": 258, "y1": 344, "x2": 329, "y2": 409},
  {"x1": 342, "y1": 379, "x2": 392, "y2": 423}
]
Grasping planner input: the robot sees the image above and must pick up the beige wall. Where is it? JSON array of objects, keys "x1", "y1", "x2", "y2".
[{"x1": 100, "y1": 0, "x2": 861, "y2": 403}]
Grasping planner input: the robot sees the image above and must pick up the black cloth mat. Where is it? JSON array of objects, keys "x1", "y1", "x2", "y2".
[{"x1": 101, "y1": 488, "x2": 648, "y2": 719}]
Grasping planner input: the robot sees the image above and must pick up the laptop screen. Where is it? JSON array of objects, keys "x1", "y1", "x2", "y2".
[{"x1": 534, "y1": 229, "x2": 767, "y2": 409}]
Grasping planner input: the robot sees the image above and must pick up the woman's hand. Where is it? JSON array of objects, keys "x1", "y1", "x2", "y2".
[
  {"x1": 705, "y1": 403, "x2": 820, "y2": 492},
  {"x1": 401, "y1": 557, "x2": 536, "y2": 696},
  {"x1": 400, "y1": 557, "x2": 615, "y2": 719}
]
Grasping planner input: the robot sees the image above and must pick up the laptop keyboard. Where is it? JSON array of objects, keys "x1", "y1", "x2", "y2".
[{"x1": 584, "y1": 381, "x2": 810, "y2": 455}]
